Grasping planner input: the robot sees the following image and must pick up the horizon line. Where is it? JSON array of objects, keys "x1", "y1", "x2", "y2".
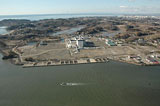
[{"x1": 0, "y1": 12, "x2": 160, "y2": 16}]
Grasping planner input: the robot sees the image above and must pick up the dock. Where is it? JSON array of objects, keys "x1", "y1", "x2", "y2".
[{"x1": 23, "y1": 57, "x2": 109, "y2": 68}]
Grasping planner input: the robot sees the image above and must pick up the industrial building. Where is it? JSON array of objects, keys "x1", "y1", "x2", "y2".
[
  {"x1": 66, "y1": 36, "x2": 85, "y2": 49},
  {"x1": 76, "y1": 40, "x2": 85, "y2": 49}
]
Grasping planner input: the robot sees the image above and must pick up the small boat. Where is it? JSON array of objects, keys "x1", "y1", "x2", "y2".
[
  {"x1": 60, "y1": 82, "x2": 80, "y2": 86},
  {"x1": 60, "y1": 82, "x2": 67, "y2": 86}
]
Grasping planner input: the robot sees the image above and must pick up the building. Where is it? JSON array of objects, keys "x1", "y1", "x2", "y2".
[
  {"x1": 106, "y1": 39, "x2": 117, "y2": 46},
  {"x1": 76, "y1": 40, "x2": 84, "y2": 49},
  {"x1": 40, "y1": 41, "x2": 47, "y2": 46},
  {"x1": 66, "y1": 39, "x2": 77, "y2": 48},
  {"x1": 66, "y1": 36, "x2": 85, "y2": 49},
  {"x1": 116, "y1": 41, "x2": 124, "y2": 46},
  {"x1": 84, "y1": 42, "x2": 95, "y2": 47},
  {"x1": 137, "y1": 38, "x2": 146, "y2": 45}
]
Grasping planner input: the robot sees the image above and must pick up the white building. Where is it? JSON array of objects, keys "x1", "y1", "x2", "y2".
[
  {"x1": 76, "y1": 40, "x2": 84, "y2": 49},
  {"x1": 66, "y1": 36, "x2": 85, "y2": 49},
  {"x1": 66, "y1": 39, "x2": 77, "y2": 48}
]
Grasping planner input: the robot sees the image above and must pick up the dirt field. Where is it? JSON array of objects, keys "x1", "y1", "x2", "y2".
[
  {"x1": 18, "y1": 41, "x2": 160, "y2": 62},
  {"x1": 20, "y1": 43, "x2": 72, "y2": 60}
]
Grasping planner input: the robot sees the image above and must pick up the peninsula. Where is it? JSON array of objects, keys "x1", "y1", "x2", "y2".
[{"x1": 0, "y1": 16, "x2": 160, "y2": 67}]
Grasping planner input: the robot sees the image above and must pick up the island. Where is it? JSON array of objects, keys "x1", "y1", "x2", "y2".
[{"x1": 0, "y1": 16, "x2": 160, "y2": 67}]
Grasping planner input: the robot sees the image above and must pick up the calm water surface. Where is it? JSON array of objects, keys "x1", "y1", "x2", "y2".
[
  {"x1": 0, "y1": 14, "x2": 118, "y2": 21},
  {"x1": 0, "y1": 27, "x2": 8, "y2": 35},
  {"x1": 52, "y1": 26, "x2": 84, "y2": 36},
  {"x1": 0, "y1": 53, "x2": 160, "y2": 106}
]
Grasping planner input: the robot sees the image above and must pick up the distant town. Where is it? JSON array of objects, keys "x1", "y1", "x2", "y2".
[{"x1": 0, "y1": 15, "x2": 160, "y2": 67}]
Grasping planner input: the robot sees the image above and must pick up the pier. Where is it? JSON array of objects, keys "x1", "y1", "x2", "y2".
[{"x1": 23, "y1": 58, "x2": 109, "y2": 68}]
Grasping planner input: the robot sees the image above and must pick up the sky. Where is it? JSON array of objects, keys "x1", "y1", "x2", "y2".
[{"x1": 0, "y1": 0, "x2": 160, "y2": 15}]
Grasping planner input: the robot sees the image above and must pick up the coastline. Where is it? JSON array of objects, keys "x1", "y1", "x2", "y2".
[
  {"x1": 0, "y1": 41, "x2": 159, "y2": 68},
  {"x1": 0, "y1": 47, "x2": 159, "y2": 68}
]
